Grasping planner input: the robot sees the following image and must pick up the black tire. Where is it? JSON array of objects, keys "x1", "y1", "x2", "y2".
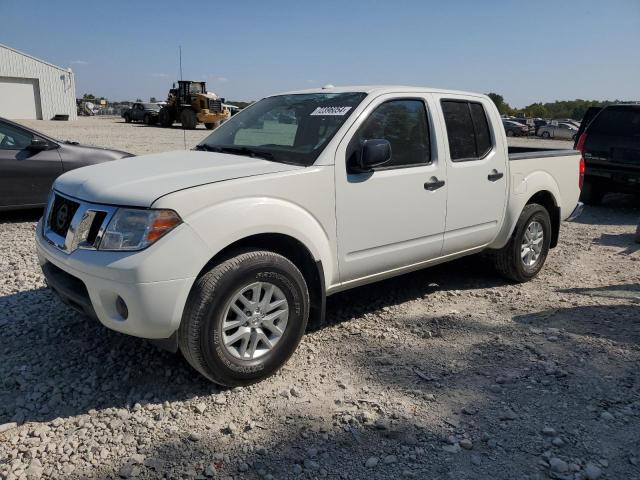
[
  {"x1": 158, "y1": 107, "x2": 174, "y2": 127},
  {"x1": 493, "y1": 204, "x2": 552, "y2": 283},
  {"x1": 506, "y1": 130, "x2": 514, "y2": 137},
  {"x1": 144, "y1": 114, "x2": 150, "y2": 125},
  {"x1": 180, "y1": 109, "x2": 198, "y2": 130},
  {"x1": 580, "y1": 180, "x2": 606, "y2": 205},
  {"x1": 204, "y1": 122, "x2": 218, "y2": 130},
  {"x1": 541, "y1": 131, "x2": 551, "y2": 138},
  {"x1": 124, "y1": 113, "x2": 131, "y2": 123},
  {"x1": 179, "y1": 250, "x2": 310, "y2": 386}
]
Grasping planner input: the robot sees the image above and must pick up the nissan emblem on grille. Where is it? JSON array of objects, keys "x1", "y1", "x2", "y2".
[{"x1": 56, "y1": 204, "x2": 69, "y2": 231}]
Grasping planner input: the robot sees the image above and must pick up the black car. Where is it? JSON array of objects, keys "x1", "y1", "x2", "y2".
[
  {"x1": 576, "y1": 104, "x2": 640, "y2": 204},
  {"x1": 122, "y1": 103, "x2": 161, "y2": 125},
  {"x1": 502, "y1": 119, "x2": 529, "y2": 137},
  {"x1": 0, "y1": 117, "x2": 132, "y2": 211}
]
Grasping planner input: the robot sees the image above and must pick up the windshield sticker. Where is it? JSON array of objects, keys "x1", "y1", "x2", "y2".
[{"x1": 310, "y1": 106, "x2": 352, "y2": 116}]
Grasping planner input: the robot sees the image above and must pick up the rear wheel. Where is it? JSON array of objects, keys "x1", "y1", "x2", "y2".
[
  {"x1": 180, "y1": 109, "x2": 198, "y2": 130},
  {"x1": 158, "y1": 107, "x2": 174, "y2": 127},
  {"x1": 144, "y1": 114, "x2": 150, "y2": 125},
  {"x1": 506, "y1": 130, "x2": 514, "y2": 137},
  {"x1": 541, "y1": 131, "x2": 551, "y2": 138},
  {"x1": 493, "y1": 204, "x2": 552, "y2": 283},
  {"x1": 580, "y1": 180, "x2": 606, "y2": 205},
  {"x1": 179, "y1": 250, "x2": 310, "y2": 386},
  {"x1": 205, "y1": 122, "x2": 219, "y2": 130},
  {"x1": 124, "y1": 113, "x2": 131, "y2": 123}
]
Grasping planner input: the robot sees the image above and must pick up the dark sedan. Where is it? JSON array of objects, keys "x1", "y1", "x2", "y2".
[
  {"x1": 0, "y1": 117, "x2": 133, "y2": 211},
  {"x1": 502, "y1": 120, "x2": 529, "y2": 137}
]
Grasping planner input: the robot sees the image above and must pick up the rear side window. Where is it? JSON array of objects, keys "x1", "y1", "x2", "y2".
[
  {"x1": 441, "y1": 100, "x2": 493, "y2": 161},
  {"x1": 588, "y1": 107, "x2": 640, "y2": 137}
]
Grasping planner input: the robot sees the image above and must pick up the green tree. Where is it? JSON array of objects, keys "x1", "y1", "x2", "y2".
[{"x1": 486, "y1": 93, "x2": 513, "y2": 115}]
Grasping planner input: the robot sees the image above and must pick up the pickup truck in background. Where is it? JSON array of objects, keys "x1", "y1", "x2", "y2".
[
  {"x1": 122, "y1": 102, "x2": 161, "y2": 125},
  {"x1": 575, "y1": 104, "x2": 640, "y2": 204},
  {"x1": 36, "y1": 86, "x2": 583, "y2": 386}
]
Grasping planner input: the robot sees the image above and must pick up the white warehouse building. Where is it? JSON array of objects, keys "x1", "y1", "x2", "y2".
[{"x1": 0, "y1": 43, "x2": 77, "y2": 120}]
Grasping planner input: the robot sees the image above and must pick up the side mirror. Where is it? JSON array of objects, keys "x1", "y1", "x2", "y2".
[
  {"x1": 350, "y1": 139, "x2": 392, "y2": 172},
  {"x1": 27, "y1": 138, "x2": 49, "y2": 151}
]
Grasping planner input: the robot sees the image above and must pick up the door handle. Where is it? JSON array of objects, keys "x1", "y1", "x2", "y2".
[
  {"x1": 488, "y1": 170, "x2": 504, "y2": 182},
  {"x1": 424, "y1": 177, "x2": 445, "y2": 191}
]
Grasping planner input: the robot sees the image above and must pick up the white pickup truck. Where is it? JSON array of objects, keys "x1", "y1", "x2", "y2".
[{"x1": 36, "y1": 86, "x2": 584, "y2": 386}]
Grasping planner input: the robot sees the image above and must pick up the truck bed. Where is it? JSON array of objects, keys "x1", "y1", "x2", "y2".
[{"x1": 508, "y1": 146, "x2": 578, "y2": 160}]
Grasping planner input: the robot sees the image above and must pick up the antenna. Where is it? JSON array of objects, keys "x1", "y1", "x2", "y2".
[{"x1": 179, "y1": 45, "x2": 186, "y2": 150}]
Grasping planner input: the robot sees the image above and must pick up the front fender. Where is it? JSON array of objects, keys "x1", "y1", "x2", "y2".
[
  {"x1": 489, "y1": 170, "x2": 560, "y2": 250},
  {"x1": 184, "y1": 197, "x2": 336, "y2": 287}
]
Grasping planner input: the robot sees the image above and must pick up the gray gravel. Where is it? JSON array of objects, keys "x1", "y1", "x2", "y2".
[{"x1": 1, "y1": 118, "x2": 639, "y2": 479}]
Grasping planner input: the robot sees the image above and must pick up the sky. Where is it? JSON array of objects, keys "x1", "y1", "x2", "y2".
[{"x1": 2, "y1": 0, "x2": 639, "y2": 107}]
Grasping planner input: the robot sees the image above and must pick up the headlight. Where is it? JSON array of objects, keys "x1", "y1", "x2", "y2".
[{"x1": 98, "y1": 208, "x2": 182, "y2": 251}]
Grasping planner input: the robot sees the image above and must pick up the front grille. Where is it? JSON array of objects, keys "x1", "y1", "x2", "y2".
[
  {"x1": 43, "y1": 192, "x2": 117, "y2": 254},
  {"x1": 49, "y1": 195, "x2": 80, "y2": 237},
  {"x1": 208, "y1": 99, "x2": 223, "y2": 113}
]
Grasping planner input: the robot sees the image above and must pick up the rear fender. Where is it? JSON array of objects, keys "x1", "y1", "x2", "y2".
[{"x1": 489, "y1": 171, "x2": 561, "y2": 250}]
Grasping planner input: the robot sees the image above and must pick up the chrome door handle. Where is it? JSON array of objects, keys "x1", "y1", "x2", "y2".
[{"x1": 424, "y1": 177, "x2": 445, "y2": 191}]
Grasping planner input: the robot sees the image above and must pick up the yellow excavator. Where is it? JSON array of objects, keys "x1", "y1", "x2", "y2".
[{"x1": 158, "y1": 80, "x2": 230, "y2": 130}]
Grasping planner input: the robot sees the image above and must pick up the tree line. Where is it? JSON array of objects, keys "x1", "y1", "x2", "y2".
[{"x1": 486, "y1": 93, "x2": 634, "y2": 120}]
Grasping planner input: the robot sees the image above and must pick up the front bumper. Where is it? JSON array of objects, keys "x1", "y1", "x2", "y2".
[{"x1": 36, "y1": 219, "x2": 209, "y2": 340}]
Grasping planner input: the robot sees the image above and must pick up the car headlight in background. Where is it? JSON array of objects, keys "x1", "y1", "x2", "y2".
[{"x1": 98, "y1": 209, "x2": 182, "y2": 251}]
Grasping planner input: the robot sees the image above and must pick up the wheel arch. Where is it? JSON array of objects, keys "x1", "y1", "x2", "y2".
[
  {"x1": 526, "y1": 190, "x2": 560, "y2": 248},
  {"x1": 194, "y1": 233, "x2": 326, "y2": 330}
]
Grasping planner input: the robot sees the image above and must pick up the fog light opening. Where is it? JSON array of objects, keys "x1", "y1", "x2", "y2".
[{"x1": 115, "y1": 296, "x2": 128, "y2": 320}]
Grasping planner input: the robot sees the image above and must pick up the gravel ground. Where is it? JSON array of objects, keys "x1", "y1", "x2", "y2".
[{"x1": 1, "y1": 118, "x2": 639, "y2": 480}]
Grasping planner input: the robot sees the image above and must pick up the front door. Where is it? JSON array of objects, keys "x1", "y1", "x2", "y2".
[
  {"x1": 434, "y1": 96, "x2": 508, "y2": 255},
  {"x1": 335, "y1": 94, "x2": 448, "y2": 284},
  {"x1": 0, "y1": 120, "x2": 63, "y2": 208}
]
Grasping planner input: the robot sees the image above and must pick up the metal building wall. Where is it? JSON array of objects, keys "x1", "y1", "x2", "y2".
[{"x1": 0, "y1": 44, "x2": 77, "y2": 120}]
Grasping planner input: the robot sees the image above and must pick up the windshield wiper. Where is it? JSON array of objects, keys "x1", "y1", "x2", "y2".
[{"x1": 197, "y1": 145, "x2": 275, "y2": 161}]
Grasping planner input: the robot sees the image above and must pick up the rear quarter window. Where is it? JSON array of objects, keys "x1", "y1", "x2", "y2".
[{"x1": 589, "y1": 107, "x2": 640, "y2": 137}]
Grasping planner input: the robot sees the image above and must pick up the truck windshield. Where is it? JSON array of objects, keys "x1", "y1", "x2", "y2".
[{"x1": 198, "y1": 92, "x2": 367, "y2": 166}]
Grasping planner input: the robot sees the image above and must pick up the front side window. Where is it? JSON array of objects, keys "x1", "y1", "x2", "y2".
[
  {"x1": 351, "y1": 99, "x2": 431, "y2": 168},
  {"x1": 199, "y1": 92, "x2": 367, "y2": 166},
  {"x1": 441, "y1": 100, "x2": 493, "y2": 161},
  {"x1": 0, "y1": 122, "x2": 32, "y2": 150}
]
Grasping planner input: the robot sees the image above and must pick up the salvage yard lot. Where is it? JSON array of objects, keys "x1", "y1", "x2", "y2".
[{"x1": 1, "y1": 117, "x2": 639, "y2": 479}]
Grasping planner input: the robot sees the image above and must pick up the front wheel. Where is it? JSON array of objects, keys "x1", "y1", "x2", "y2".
[
  {"x1": 180, "y1": 109, "x2": 198, "y2": 130},
  {"x1": 541, "y1": 131, "x2": 551, "y2": 138},
  {"x1": 492, "y1": 204, "x2": 552, "y2": 283},
  {"x1": 179, "y1": 250, "x2": 310, "y2": 386},
  {"x1": 124, "y1": 113, "x2": 131, "y2": 123},
  {"x1": 506, "y1": 130, "x2": 514, "y2": 137},
  {"x1": 204, "y1": 122, "x2": 219, "y2": 130},
  {"x1": 158, "y1": 107, "x2": 174, "y2": 127}
]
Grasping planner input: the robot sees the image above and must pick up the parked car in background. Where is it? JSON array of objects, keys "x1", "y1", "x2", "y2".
[
  {"x1": 0, "y1": 117, "x2": 132, "y2": 211},
  {"x1": 533, "y1": 119, "x2": 549, "y2": 135},
  {"x1": 36, "y1": 86, "x2": 582, "y2": 386},
  {"x1": 556, "y1": 119, "x2": 581, "y2": 129},
  {"x1": 122, "y1": 103, "x2": 161, "y2": 125},
  {"x1": 576, "y1": 104, "x2": 640, "y2": 204},
  {"x1": 538, "y1": 122, "x2": 578, "y2": 140},
  {"x1": 503, "y1": 119, "x2": 529, "y2": 137}
]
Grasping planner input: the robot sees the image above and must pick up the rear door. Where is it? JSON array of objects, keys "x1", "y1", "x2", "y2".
[
  {"x1": 0, "y1": 120, "x2": 62, "y2": 208},
  {"x1": 434, "y1": 95, "x2": 508, "y2": 255},
  {"x1": 335, "y1": 94, "x2": 448, "y2": 283}
]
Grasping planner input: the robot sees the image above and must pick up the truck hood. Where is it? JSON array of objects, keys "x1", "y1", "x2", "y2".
[{"x1": 54, "y1": 150, "x2": 303, "y2": 207}]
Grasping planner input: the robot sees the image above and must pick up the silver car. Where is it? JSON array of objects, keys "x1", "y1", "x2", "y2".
[{"x1": 537, "y1": 122, "x2": 578, "y2": 140}]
